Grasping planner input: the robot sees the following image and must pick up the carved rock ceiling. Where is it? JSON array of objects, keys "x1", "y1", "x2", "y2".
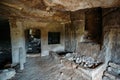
[
  {"x1": 0, "y1": 0, "x2": 120, "y2": 22},
  {"x1": 17, "y1": 0, "x2": 120, "y2": 11}
]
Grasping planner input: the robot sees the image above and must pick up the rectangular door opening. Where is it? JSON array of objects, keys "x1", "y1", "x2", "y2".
[{"x1": 25, "y1": 29, "x2": 41, "y2": 54}]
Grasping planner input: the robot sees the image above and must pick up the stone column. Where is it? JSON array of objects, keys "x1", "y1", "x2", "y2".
[
  {"x1": 19, "y1": 47, "x2": 24, "y2": 70},
  {"x1": 41, "y1": 28, "x2": 49, "y2": 56},
  {"x1": 9, "y1": 19, "x2": 26, "y2": 64}
]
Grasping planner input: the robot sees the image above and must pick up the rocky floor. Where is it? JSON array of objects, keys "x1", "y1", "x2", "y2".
[{"x1": 10, "y1": 56, "x2": 88, "y2": 80}]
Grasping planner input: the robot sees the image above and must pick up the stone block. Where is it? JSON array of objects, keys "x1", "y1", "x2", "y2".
[
  {"x1": 116, "y1": 78, "x2": 120, "y2": 80},
  {"x1": 102, "y1": 76, "x2": 111, "y2": 80},
  {"x1": 0, "y1": 68, "x2": 16, "y2": 80},
  {"x1": 109, "y1": 62, "x2": 120, "y2": 70},
  {"x1": 76, "y1": 42, "x2": 100, "y2": 59},
  {"x1": 104, "y1": 71, "x2": 116, "y2": 80},
  {"x1": 107, "y1": 67, "x2": 120, "y2": 75}
]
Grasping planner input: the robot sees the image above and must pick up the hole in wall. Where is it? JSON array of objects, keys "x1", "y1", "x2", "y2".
[
  {"x1": 48, "y1": 32, "x2": 60, "y2": 44},
  {"x1": 25, "y1": 29, "x2": 41, "y2": 54},
  {"x1": 83, "y1": 7, "x2": 102, "y2": 44},
  {"x1": 0, "y1": 17, "x2": 12, "y2": 70}
]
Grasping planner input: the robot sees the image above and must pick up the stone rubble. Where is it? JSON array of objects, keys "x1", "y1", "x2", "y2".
[{"x1": 65, "y1": 53, "x2": 102, "y2": 68}]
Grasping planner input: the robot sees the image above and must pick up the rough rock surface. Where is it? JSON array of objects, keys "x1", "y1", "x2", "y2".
[
  {"x1": 1, "y1": 0, "x2": 120, "y2": 11},
  {"x1": 103, "y1": 8, "x2": 120, "y2": 64},
  {"x1": 76, "y1": 42, "x2": 101, "y2": 61},
  {"x1": 65, "y1": 53, "x2": 102, "y2": 68}
]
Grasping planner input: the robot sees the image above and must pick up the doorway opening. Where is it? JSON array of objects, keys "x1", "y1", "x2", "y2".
[
  {"x1": 0, "y1": 18, "x2": 12, "y2": 69},
  {"x1": 25, "y1": 29, "x2": 41, "y2": 54}
]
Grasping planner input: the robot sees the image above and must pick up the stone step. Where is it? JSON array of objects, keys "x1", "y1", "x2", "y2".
[
  {"x1": 102, "y1": 76, "x2": 112, "y2": 80},
  {"x1": 107, "y1": 66, "x2": 120, "y2": 75},
  {"x1": 109, "y1": 62, "x2": 120, "y2": 70},
  {"x1": 104, "y1": 71, "x2": 120, "y2": 80},
  {"x1": 102, "y1": 62, "x2": 120, "y2": 80},
  {"x1": 104, "y1": 71, "x2": 116, "y2": 80}
]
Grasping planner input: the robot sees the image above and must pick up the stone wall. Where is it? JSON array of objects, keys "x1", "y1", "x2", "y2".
[
  {"x1": 23, "y1": 21, "x2": 64, "y2": 56},
  {"x1": 65, "y1": 10, "x2": 85, "y2": 52},
  {"x1": 10, "y1": 19, "x2": 65, "y2": 64},
  {"x1": 74, "y1": 8, "x2": 103, "y2": 61},
  {"x1": 23, "y1": 21, "x2": 65, "y2": 56},
  {"x1": 103, "y1": 8, "x2": 120, "y2": 64}
]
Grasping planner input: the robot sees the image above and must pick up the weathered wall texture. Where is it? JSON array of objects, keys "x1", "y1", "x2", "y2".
[
  {"x1": 103, "y1": 8, "x2": 120, "y2": 64},
  {"x1": 109, "y1": 29, "x2": 120, "y2": 64},
  {"x1": 77, "y1": 43, "x2": 101, "y2": 60},
  {"x1": 65, "y1": 11, "x2": 85, "y2": 52}
]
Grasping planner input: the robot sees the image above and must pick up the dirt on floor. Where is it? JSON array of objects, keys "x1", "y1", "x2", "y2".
[{"x1": 10, "y1": 56, "x2": 88, "y2": 80}]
